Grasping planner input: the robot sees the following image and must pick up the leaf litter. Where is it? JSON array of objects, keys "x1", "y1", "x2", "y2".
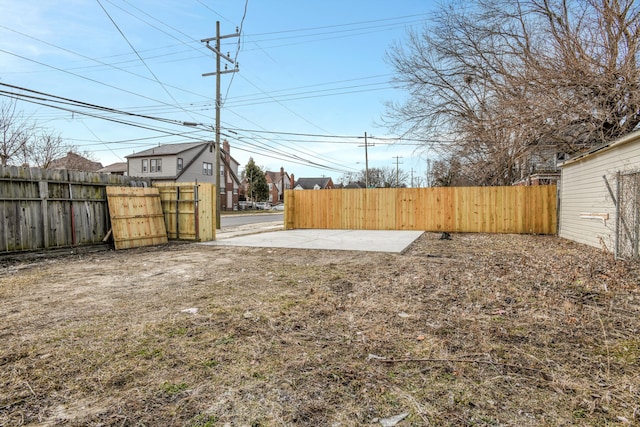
[{"x1": 0, "y1": 232, "x2": 638, "y2": 426}]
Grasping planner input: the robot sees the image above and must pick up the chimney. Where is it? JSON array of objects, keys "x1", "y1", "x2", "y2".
[
  {"x1": 223, "y1": 140, "x2": 230, "y2": 159},
  {"x1": 290, "y1": 173, "x2": 295, "y2": 189}
]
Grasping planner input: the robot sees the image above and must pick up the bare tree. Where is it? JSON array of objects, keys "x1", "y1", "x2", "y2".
[
  {"x1": 340, "y1": 166, "x2": 409, "y2": 188},
  {"x1": 18, "y1": 131, "x2": 71, "y2": 168},
  {"x1": 0, "y1": 98, "x2": 35, "y2": 166},
  {"x1": 386, "y1": 0, "x2": 640, "y2": 185}
]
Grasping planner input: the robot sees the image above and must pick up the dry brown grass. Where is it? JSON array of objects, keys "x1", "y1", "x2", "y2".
[{"x1": 0, "y1": 233, "x2": 639, "y2": 426}]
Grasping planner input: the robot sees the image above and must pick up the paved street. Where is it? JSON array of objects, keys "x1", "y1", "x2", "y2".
[{"x1": 220, "y1": 213, "x2": 283, "y2": 228}]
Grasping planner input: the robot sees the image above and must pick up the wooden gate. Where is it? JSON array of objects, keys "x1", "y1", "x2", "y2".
[
  {"x1": 154, "y1": 182, "x2": 216, "y2": 242},
  {"x1": 106, "y1": 187, "x2": 168, "y2": 250}
]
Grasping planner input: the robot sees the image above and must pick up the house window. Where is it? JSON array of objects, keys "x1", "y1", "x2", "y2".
[
  {"x1": 150, "y1": 158, "x2": 162, "y2": 173},
  {"x1": 177, "y1": 158, "x2": 183, "y2": 171},
  {"x1": 142, "y1": 159, "x2": 148, "y2": 173},
  {"x1": 203, "y1": 162, "x2": 213, "y2": 176},
  {"x1": 268, "y1": 183, "x2": 273, "y2": 190}
]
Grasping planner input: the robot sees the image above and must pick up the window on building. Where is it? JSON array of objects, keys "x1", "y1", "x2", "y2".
[
  {"x1": 177, "y1": 158, "x2": 183, "y2": 171},
  {"x1": 150, "y1": 158, "x2": 162, "y2": 173},
  {"x1": 203, "y1": 162, "x2": 213, "y2": 175},
  {"x1": 268, "y1": 183, "x2": 273, "y2": 190},
  {"x1": 142, "y1": 159, "x2": 148, "y2": 173}
]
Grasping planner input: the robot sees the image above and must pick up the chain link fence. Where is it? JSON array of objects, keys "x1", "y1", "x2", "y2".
[{"x1": 617, "y1": 171, "x2": 640, "y2": 260}]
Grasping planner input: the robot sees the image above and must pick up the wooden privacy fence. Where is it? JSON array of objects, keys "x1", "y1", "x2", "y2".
[
  {"x1": 155, "y1": 182, "x2": 216, "y2": 242},
  {"x1": 0, "y1": 165, "x2": 151, "y2": 253},
  {"x1": 106, "y1": 187, "x2": 168, "y2": 250},
  {"x1": 284, "y1": 185, "x2": 557, "y2": 234}
]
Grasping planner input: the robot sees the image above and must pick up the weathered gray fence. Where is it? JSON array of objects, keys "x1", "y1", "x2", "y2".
[{"x1": 0, "y1": 165, "x2": 150, "y2": 253}]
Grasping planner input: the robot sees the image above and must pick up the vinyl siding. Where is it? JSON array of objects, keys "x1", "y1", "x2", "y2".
[
  {"x1": 127, "y1": 145, "x2": 217, "y2": 184},
  {"x1": 559, "y1": 133, "x2": 640, "y2": 252}
]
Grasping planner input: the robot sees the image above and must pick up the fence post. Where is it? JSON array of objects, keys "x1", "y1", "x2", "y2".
[
  {"x1": 176, "y1": 186, "x2": 180, "y2": 240},
  {"x1": 39, "y1": 181, "x2": 49, "y2": 249},
  {"x1": 69, "y1": 182, "x2": 76, "y2": 246},
  {"x1": 194, "y1": 184, "x2": 200, "y2": 241},
  {"x1": 284, "y1": 190, "x2": 294, "y2": 229},
  {"x1": 615, "y1": 171, "x2": 621, "y2": 259}
]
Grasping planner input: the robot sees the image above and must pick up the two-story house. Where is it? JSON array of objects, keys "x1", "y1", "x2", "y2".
[
  {"x1": 126, "y1": 140, "x2": 241, "y2": 210},
  {"x1": 264, "y1": 167, "x2": 291, "y2": 204}
]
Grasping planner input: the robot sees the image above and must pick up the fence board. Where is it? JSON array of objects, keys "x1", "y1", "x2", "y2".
[
  {"x1": 154, "y1": 182, "x2": 216, "y2": 241},
  {"x1": 0, "y1": 165, "x2": 150, "y2": 253},
  {"x1": 106, "y1": 187, "x2": 168, "y2": 250},
  {"x1": 285, "y1": 185, "x2": 557, "y2": 234}
]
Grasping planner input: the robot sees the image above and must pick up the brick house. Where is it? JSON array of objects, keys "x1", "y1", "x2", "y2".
[{"x1": 264, "y1": 167, "x2": 292, "y2": 203}]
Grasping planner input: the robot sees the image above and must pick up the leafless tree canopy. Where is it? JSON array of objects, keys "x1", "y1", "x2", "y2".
[
  {"x1": 0, "y1": 98, "x2": 35, "y2": 166},
  {"x1": 340, "y1": 166, "x2": 410, "y2": 188},
  {"x1": 386, "y1": 0, "x2": 640, "y2": 185},
  {"x1": 1, "y1": 98, "x2": 73, "y2": 168}
]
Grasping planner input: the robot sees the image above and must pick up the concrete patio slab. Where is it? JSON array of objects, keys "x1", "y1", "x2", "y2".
[{"x1": 202, "y1": 229, "x2": 424, "y2": 253}]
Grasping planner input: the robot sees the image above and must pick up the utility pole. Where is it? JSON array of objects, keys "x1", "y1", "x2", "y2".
[
  {"x1": 201, "y1": 21, "x2": 239, "y2": 229},
  {"x1": 393, "y1": 156, "x2": 403, "y2": 187},
  {"x1": 358, "y1": 132, "x2": 374, "y2": 188},
  {"x1": 410, "y1": 168, "x2": 415, "y2": 188}
]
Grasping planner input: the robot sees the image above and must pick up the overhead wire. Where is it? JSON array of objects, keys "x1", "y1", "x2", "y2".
[
  {"x1": 95, "y1": 0, "x2": 197, "y2": 121},
  {"x1": 0, "y1": 5, "x2": 432, "y2": 172},
  {"x1": 222, "y1": 0, "x2": 248, "y2": 104},
  {"x1": 0, "y1": 83, "x2": 356, "y2": 173}
]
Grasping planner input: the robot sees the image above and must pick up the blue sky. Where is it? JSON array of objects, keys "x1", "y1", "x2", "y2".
[{"x1": 0, "y1": 0, "x2": 437, "y2": 184}]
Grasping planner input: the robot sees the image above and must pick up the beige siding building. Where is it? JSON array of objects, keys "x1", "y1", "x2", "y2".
[
  {"x1": 559, "y1": 130, "x2": 640, "y2": 258},
  {"x1": 126, "y1": 141, "x2": 241, "y2": 211}
]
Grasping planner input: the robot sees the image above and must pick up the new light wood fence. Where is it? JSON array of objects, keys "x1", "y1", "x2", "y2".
[
  {"x1": 106, "y1": 187, "x2": 169, "y2": 250},
  {"x1": 155, "y1": 182, "x2": 216, "y2": 241},
  {"x1": 284, "y1": 185, "x2": 557, "y2": 234}
]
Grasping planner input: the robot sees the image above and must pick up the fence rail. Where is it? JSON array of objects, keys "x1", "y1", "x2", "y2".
[
  {"x1": 284, "y1": 185, "x2": 557, "y2": 234},
  {"x1": 155, "y1": 182, "x2": 216, "y2": 242},
  {"x1": 0, "y1": 165, "x2": 150, "y2": 253}
]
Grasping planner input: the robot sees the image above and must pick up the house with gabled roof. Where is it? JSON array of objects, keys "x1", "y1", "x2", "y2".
[
  {"x1": 293, "y1": 177, "x2": 335, "y2": 190},
  {"x1": 126, "y1": 140, "x2": 241, "y2": 210},
  {"x1": 97, "y1": 162, "x2": 127, "y2": 175},
  {"x1": 50, "y1": 152, "x2": 103, "y2": 172},
  {"x1": 265, "y1": 167, "x2": 292, "y2": 203}
]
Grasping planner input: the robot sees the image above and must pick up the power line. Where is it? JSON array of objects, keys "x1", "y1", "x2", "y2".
[
  {"x1": 245, "y1": 13, "x2": 429, "y2": 37},
  {"x1": 96, "y1": 0, "x2": 196, "y2": 121},
  {"x1": 0, "y1": 83, "x2": 356, "y2": 173},
  {"x1": 223, "y1": 0, "x2": 249, "y2": 104}
]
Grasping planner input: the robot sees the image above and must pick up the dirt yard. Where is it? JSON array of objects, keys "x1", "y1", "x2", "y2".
[{"x1": 1, "y1": 233, "x2": 639, "y2": 426}]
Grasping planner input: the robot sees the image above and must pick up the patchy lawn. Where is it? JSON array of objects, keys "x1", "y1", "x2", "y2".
[{"x1": 0, "y1": 233, "x2": 639, "y2": 426}]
